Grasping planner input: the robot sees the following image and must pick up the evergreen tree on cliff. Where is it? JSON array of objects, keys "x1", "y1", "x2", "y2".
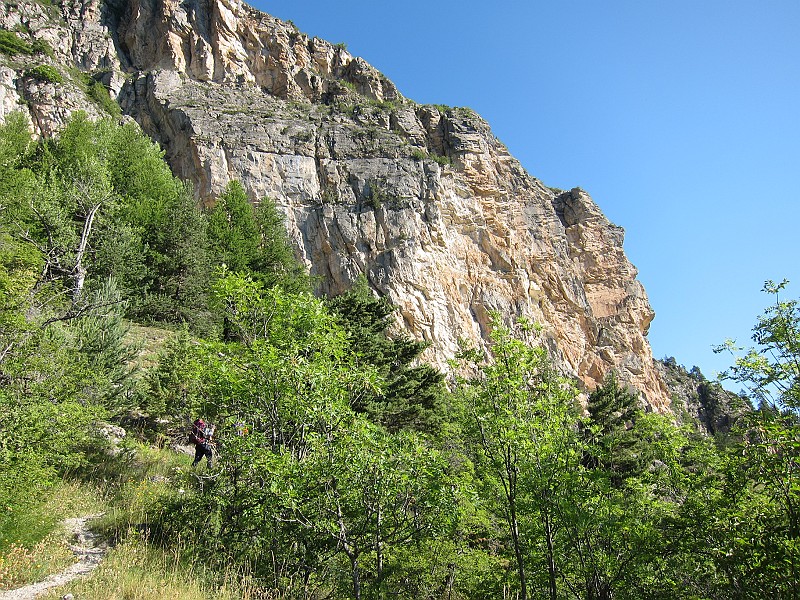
[
  {"x1": 327, "y1": 276, "x2": 444, "y2": 432},
  {"x1": 207, "y1": 181, "x2": 310, "y2": 293}
]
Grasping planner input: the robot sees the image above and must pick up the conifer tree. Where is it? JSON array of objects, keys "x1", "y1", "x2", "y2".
[
  {"x1": 251, "y1": 198, "x2": 311, "y2": 293},
  {"x1": 207, "y1": 180, "x2": 310, "y2": 293},
  {"x1": 327, "y1": 276, "x2": 444, "y2": 432},
  {"x1": 207, "y1": 181, "x2": 259, "y2": 274},
  {"x1": 585, "y1": 371, "x2": 643, "y2": 484}
]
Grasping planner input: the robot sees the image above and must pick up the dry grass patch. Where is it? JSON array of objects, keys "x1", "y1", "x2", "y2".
[
  {"x1": 0, "y1": 481, "x2": 106, "y2": 590},
  {"x1": 38, "y1": 540, "x2": 271, "y2": 600}
]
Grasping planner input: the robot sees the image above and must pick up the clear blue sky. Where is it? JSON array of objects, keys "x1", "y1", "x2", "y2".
[{"x1": 252, "y1": 0, "x2": 800, "y2": 384}]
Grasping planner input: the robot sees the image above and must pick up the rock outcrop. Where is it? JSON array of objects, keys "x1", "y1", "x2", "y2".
[
  {"x1": 0, "y1": 0, "x2": 672, "y2": 409},
  {"x1": 0, "y1": 0, "x2": 115, "y2": 135},
  {"x1": 656, "y1": 358, "x2": 751, "y2": 434}
]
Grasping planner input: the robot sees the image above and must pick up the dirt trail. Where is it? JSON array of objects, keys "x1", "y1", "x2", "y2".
[{"x1": 0, "y1": 514, "x2": 107, "y2": 600}]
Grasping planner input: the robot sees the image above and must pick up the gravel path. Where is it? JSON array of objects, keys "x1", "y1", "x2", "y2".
[{"x1": 0, "y1": 514, "x2": 107, "y2": 600}]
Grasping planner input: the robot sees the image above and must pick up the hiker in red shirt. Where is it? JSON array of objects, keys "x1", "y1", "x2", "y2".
[{"x1": 189, "y1": 418, "x2": 215, "y2": 468}]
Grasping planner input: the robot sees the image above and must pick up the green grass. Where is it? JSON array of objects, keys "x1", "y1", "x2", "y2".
[
  {"x1": 368, "y1": 98, "x2": 398, "y2": 112},
  {"x1": 0, "y1": 442, "x2": 212, "y2": 596},
  {"x1": 87, "y1": 78, "x2": 120, "y2": 117},
  {"x1": 0, "y1": 29, "x2": 32, "y2": 56},
  {"x1": 26, "y1": 444, "x2": 267, "y2": 600},
  {"x1": 0, "y1": 530, "x2": 74, "y2": 591},
  {"x1": 30, "y1": 38, "x2": 54, "y2": 58},
  {"x1": 24, "y1": 65, "x2": 63, "y2": 84},
  {"x1": 38, "y1": 539, "x2": 266, "y2": 600},
  {"x1": 0, "y1": 481, "x2": 106, "y2": 591},
  {"x1": 70, "y1": 69, "x2": 121, "y2": 117},
  {"x1": 91, "y1": 442, "x2": 193, "y2": 534},
  {"x1": 124, "y1": 323, "x2": 174, "y2": 372}
]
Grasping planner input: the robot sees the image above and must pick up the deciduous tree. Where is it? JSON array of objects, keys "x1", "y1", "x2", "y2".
[{"x1": 457, "y1": 315, "x2": 583, "y2": 600}]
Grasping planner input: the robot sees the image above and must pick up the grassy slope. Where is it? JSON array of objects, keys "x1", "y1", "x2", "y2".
[
  {"x1": 0, "y1": 324, "x2": 251, "y2": 598},
  {"x1": 3, "y1": 441, "x2": 253, "y2": 599}
]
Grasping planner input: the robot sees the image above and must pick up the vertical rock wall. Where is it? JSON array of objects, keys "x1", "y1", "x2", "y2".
[{"x1": 0, "y1": 0, "x2": 671, "y2": 409}]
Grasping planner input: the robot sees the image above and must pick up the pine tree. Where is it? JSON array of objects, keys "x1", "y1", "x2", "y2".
[
  {"x1": 584, "y1": 371, "x2": 643, "y2": 484},
  {"x1": 251, "y1": 198, "x2": 311, "y2": 293},
  {"x1": 327, "y1": 276, "x2": 444, "y2": 432},
  {"x1": 207, "y1": 181, "x2": 259, "y2": 273}
]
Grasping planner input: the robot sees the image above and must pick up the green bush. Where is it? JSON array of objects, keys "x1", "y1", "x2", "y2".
[
  {"x1": 369, "y1": 98, "x2": 397, "y2": 112},
  {"x1": 24, "y1": 65, "x2": 63, "y2": 84},
  {"x1": 430, "y1": 152, "x2": 452, "y2": 167},
  {"x1": 70, "y1": 70, "x2": 121, "y2": 117},
  {"x1": 0, "y1": 30, "x2": 32, "y2": 56},
  {"x1": 87, "y1": 79, "x2": 120, "y2": 117},
  {"x1": 30, "y1": 38, "x2": 54, "y2": 58}
]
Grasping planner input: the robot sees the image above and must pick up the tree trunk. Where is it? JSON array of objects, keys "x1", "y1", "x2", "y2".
[
  {"x1": 509, "y1": 499, "x2": 528, "y2": 600},
  {"x1": 375, "y1": 505, "x2": 385, "y2": 589},
  {"x1": 444, "y1": 562, "x2": 456, "y2": 599},
  {"x1": 543, "y1": 511, "x2": 557, "y2": 600},
  {"x1": 351, "y1": 554, "x2": 362, "y2": 600},
  {"x1": 333, "y1": 480, "x2": 361, "y2": 600},
  {"x1": 72, "y1": 203, "x2": 101, "y2": 303}
]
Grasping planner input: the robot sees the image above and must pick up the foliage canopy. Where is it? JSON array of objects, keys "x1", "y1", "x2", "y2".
[{"x1": 2, "y1": 112, "x2": 800, "y2": 599}]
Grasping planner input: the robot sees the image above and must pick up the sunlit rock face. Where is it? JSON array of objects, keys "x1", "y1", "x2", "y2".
[
  {"x1": 0, "y1": 0, "x2": 671, "y2": 409},
  {"x1": 0, "y1": 0, "x2": 114, "y2": 134}
]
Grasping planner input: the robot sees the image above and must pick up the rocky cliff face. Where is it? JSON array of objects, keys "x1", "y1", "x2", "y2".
[
  {"x1": 0, "y1": 0, "x2": 672, "y2": 409},
  {"x1": 656, "y1": 358, "x2": 751, "y2": 434}
]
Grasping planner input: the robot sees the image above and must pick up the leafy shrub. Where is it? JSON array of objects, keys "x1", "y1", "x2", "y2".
[
  {"x1": 87, "y1": 79, "x2": 120, "y2": 117},
  {"x1": 411, "y1": 148, "x2": 427, "y2": 161},
  {"x1": 456, "y1": 106, "x2": 478, "y2": 119},
  {"x1": 0, "y1": 30, "x2": 32, "y2": 55},
  {"x1": 430, "y1": 152, "x2": 452, "y2": 167},
  {"x1": 369, "y1": 98, "x2": 397, "y2": 112},
  {"x1": 70, "y1": 69, "x2": 121, "y2": 117},
  {"x1": 30, "y1": 38, "x2": 54, "y2": 58},
  {"x1": 365, "y1": 180, "x2": 390, "y2": 209},
  {"x1": 293, "y1": 128, "x2": 313, "y2": 142},
  {"x1": 24, "y1": 65, "x2": 63, "y2": 84},
  {"x1": 320, "y1": 186, "x2": 339, "y2": 204}
]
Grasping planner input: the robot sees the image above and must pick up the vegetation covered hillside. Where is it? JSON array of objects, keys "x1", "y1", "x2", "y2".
[{"x1": 1, "y1": 114, "x2": 800, "y2": 599}]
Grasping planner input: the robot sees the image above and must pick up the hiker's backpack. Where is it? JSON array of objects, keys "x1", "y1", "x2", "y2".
[{"x1": 189, "y1": 420, "x2": 205, "y2": 444}]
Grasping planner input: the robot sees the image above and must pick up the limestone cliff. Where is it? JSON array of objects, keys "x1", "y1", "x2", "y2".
[
  {"x1": 0, "y1": 0, "x2": 672, "y2": 409},
  {"x1": 656, "y1": 358, "x2": 751, "y2": 434}
]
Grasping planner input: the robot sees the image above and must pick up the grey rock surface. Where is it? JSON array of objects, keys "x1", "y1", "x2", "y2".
[{"x1": 0, "y1": 0, "x2": 673, "y2": 408}]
